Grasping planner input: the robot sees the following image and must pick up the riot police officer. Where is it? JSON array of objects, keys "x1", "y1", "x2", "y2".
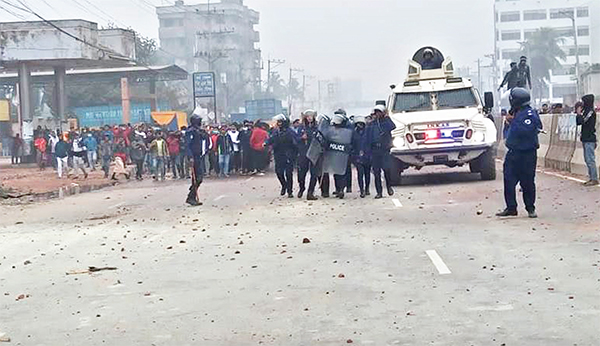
[
  {"x1": 266, "y1": 114, "x2": 297, "y2": 198},
  {"x1": 497, "y1": 88, "x2": 542, "y2": 218},
  {"x1": 297, "y1": 109, "x2": 318, "y2": 198},
  {"x1": 186, "y1": 115, "x2": 211, "y2": 206},
  {"x1": 323, "y1": 109, "x2": 354, "y2": 199},
  {"x1": 366, "y1": 105, "x2": 396, "y2": 199}
]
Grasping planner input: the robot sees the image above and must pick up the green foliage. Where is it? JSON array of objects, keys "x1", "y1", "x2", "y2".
[{"x1": 520, "y1": 28, "x2": 566, "y2": 99}]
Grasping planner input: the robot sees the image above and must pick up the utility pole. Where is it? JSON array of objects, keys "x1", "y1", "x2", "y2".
[
  {"x1": 477, "y1": 58, "x2": 482, "y2": 92},
  {"x1": 288, "y1": 66, "x2": 303, "y2": 117},
  {"x1": 558, "y1": 10, "x2": 580, "y2": 98},
  {"x1": 266, "y1": 58, "x2": 285, "y2": 95}
]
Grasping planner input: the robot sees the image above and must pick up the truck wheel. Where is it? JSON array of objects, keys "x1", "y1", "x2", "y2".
[
  {"x1": 469, "y1": 161, "x2": 480, "y2": 173},
  {"x1": 387, "y1": 157, "x2": 403, "y2": 186},
  {"x1": 479, "y1": 149, "x2": 496, "y2": 181}
]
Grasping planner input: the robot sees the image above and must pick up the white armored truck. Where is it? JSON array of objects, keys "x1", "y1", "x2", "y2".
[{"x1": 385, "y1": 47, "x2": 498, "y2": 185}]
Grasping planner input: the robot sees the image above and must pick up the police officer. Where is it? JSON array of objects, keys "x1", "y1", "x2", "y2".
[
  {"x1": 351, "y1": 115, "x2": 371, "y2": 198},
  {"x1": 366, "y1": 105, "x2": 396, "y2": 199},
  {"x1": 297, "y1": 109, "x2": 318, "y2": 199},
  {"x1": 323, "y1": 109, "x2": 354, "y2": 199},
  {"x1": 266, "y1": 114, "x2": 297, "y2": 198},
  {"x1": 497, "y1": 87, "x2": 542, "y2": 218},
  {"x1": 306, "y1": 113, "x2": 331, "y2": 199},
  {"x1": 186, "y1": 115, "x2": 211, "y2": 206}
]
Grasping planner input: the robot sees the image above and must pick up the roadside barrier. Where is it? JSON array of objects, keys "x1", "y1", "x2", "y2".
[{"x1": 496, "y1": 112, "x2": 600, "y2": 178}]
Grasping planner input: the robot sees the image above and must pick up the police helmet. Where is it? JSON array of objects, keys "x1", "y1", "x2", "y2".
[
  {"x1": 190, "y1": 114, "x2": 202, "y2": 127},
  {"x1": 331, "y1": 113, "x2": 347, "y2": 126},
  {"x1": 424, "y1": 48, "x2": 434, "y2": 58},
  {"x1": 509, "y1": 87, "x2": 531, "y2": 109},
  {"x1": 334, "y1": 108, "x2": 347, "y2": 116},
  {"x1": 273, "y1": 114, "x2": 290, "y2": 127},
  {"x1": 354, "y1": 116, "x2": 366, "y2": 125},
  {"x1": 302, "y1": 109, "x2": 317, "y2": 117},
  {"x1": 316, "y1": 113, "x2": 330, "y2": 124}
]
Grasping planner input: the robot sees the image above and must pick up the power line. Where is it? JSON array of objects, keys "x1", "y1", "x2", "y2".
[{"x1": 0, "y1": 3, "x2": 26, "y2": 19}]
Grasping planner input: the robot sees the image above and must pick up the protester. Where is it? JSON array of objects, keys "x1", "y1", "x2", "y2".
[
  {"x1": 167, "y1": 131, "x2": 183, "y2": 179},
  {"x1": 11, "y1": 133, "x2": 23, "y2": 165},
  {"x1": 216, "y1": 126, "x2": 234, "y2": 177},
  {"x1": 250, "y1": 121, "x2": 269, "y2": 175},
  {"x1": 498, "y1": 62, "x2": 518, "y2": 92},
  {"x1": 150, "y1": 131, "x2": 168, "y2": 181},
  {"x1": 99, "y1": 135, "x2": 113, "y2": 178},
  {"x1": 228, "y1": 125, "x2": 241, "y2": 174},
  {"x1": 55, "y1": 135, "x2": 69, "y2": 179},
  {"x1": 34, "y1": 134, "x2": 47, "y2": 170},
  {"x1": 576, "y1": 95, "x2": 598, "y2": 186},
  {"x1": 186, "y1": 115, "x2": 211, "y2": 206},
  {"x1": 239, "y1": 121, "x2": 253, "y2": 175},
  {"x1": 130, "y1": 136, "x2": 147, "y2": 181},
  {"x1": 83, "y1": 132, "x2": 98, "y2": 170},
  {"x1": 48, "y1": 130, "x2": 59, "y2": 169},
  {"x1": 70, "y1": 132, "x2": 88, "y2": 179},
  {"x1": 179, "y1": 126, "x2": 190, "y2": 179},
  {"x1": 516, "y1": 56, "x2": 532, "y2": 90}
]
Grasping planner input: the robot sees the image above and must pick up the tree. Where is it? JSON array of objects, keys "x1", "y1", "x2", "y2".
[{"x1": 520, "y1": 28, "x2": 566, "y2": 101}]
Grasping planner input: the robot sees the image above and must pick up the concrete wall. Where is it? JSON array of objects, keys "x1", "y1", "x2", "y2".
[
  {"x1": 0, "y1": 20, "x2": 99, "y2": 61},
  {"x1": 98, "y1": 29, "x2": 136, "y2": 61}
]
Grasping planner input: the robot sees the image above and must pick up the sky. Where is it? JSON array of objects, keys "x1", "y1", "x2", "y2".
[{"x1": 0, "y1": 0, "x2": 495, "y2": 99}]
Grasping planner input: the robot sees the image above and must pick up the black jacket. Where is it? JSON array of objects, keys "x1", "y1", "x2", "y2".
[{"x1": 577, "y1": 94, "x2": 597, "y2": 143}]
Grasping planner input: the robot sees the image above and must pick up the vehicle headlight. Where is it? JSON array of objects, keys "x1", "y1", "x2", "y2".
[
  {"x1": 473, "y1": 132, "x2": 485, "y2": 142},
  {"x1": 393, "y1": 137, "x2": 405, "y2": 148}
]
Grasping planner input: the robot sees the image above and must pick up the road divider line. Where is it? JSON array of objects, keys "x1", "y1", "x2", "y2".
[
  {"x1": 426, "y1": 250, "x2": 451, "y2": 275},
  {"x1": 498, "y1": 158, "x2": 595, "y2": 186},
  {"x1": 392, "y1": 199, "x2": 403, "y2": 208},
  {"x1": 214, "y1": 195, "x2": 227, "y2": 201}
]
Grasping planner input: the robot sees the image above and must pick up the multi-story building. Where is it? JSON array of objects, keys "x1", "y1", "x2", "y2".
[
  {"x1": 494, "y1": 0, "x2": 600, "y2": 102},
  {"x1": 157, "y1": 0, "x2": 261, "y2": 114}
]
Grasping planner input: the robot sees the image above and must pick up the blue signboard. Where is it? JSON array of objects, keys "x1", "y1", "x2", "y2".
[
  {"x1": 74, "y1": 102, "x2": 168, "y2": 128},
  {"x1": 193, "y1": 72, "x2": 216, "y2": 98}
]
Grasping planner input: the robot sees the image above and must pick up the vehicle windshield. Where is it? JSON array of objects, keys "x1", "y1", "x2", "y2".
[
  {"x1": 393, "y1": 88, "x2": 478, "y2": 113},
  {"x1": 393, "y1": 92, "x2": 432, "y2": 113},
  {"x1": 437, "y1": 88, "x2": 478, "y2": 109}
]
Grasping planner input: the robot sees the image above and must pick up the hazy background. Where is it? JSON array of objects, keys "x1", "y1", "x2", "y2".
[{"x1": 0, "y1": 0, "x2": 495, "y2": 99}]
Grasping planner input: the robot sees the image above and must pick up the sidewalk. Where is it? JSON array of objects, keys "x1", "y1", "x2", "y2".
[{"x1": 0, "y1": 157, "x2": 114, "y2": 197}]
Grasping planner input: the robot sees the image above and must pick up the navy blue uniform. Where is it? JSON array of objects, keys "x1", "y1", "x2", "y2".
[
  {"x1": 296, "y1": 122, "x2": 319, "y2": 196},
  {"x1": 352, "y1": 126, "x2": 371, "y2": 195},
  {"x1": 266, "y1": 127, "x2": 298, "y2": 195},
  {"x1": 366, "y1": 117, "x2": 397, "y2": 195},
  {"x1": 503, "y1": 106, "x2": 542, "y2": 212},
  {"x1": 186, "y1": 126, "x2": 210, "y2": 204}
]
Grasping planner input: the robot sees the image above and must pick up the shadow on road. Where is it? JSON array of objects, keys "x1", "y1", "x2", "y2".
[{"x1": 399, "y1": 170, "x2": 487, "y2": 187}]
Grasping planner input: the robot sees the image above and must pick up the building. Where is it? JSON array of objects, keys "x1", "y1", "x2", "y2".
[
  {"x1": 157, "y1": 0, "x2": 261, "y2": 114},
  {"x1": 494, "y1": 0, "x2": 600, "y2": 102}
]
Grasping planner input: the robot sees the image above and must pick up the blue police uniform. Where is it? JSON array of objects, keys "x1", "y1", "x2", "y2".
[
  {"x1": 296, "y1": 122, "x2": 317, "y2": 197},
  {"x1": 503, "y1": 105, "x2": 542, "y2": 213},
  {"x1": 351, "y1": 124, "x2": 371, "y2": 196},
  {"x1": 366, "y1": 117, "x2": 397, "y2": 196},
  {"x1": 186, "y1": 126, "x2": 210, "y2": 204},
  {"x1": 266, "y1": 126, "x2": 298, "y2": 196}
]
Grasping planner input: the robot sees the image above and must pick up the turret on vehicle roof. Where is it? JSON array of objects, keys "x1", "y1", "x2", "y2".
[{"x1": 406, "y1": 46, "x2": 455, "y2": 81}]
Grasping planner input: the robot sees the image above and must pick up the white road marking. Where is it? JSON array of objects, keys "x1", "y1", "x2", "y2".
[
  {"x1": 425, "y1": 250, "x2": 451, "y2": 275},
  {"x1": 392, "y1": 199, "x2": 403, "y2": 208},
  {"x1": 214, "y1": 195, "x2": 227, "y2": 201},
  {"x1": 536, "y1": 169, "x2": 588, "y2": 184},
  {"x1": 468, "y1": 304, "x2": 514, "y2": 312},
  {"x1": 245, "y1": 177, "x2": 254, "y2": 182}
]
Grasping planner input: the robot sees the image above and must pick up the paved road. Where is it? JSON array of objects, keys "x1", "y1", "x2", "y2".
[{"x1": 1, "y1": 165, "x2": 599, "y2": 346}]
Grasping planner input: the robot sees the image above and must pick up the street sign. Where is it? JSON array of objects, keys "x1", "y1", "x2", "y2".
[{"x1": 193, "y1": 72, "x2": 216, "y2": 98}]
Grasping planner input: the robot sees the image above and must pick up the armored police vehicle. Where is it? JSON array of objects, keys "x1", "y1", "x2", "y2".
[{"x1": 386, "y1": 47, "x2": 497, "y2": 185}]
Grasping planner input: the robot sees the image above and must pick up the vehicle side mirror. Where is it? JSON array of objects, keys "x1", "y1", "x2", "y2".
[{"x1": 484, "y1": 92, "x2": 494, "y2": 110}]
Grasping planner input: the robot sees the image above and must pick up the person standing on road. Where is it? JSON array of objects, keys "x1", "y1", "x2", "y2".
[
  {"x1": 34, "y1": 134, "x2": 47, "y2": 170},
  {"x1": 55, "y1": 135, "x2": 69, "y2": 179},
  {"x1": 186, "y1": 115, "x2": 211, "y2": 206},
  {"x1": 167, "y1": 132, "x2": 182, "y2": 179},
  {"x1": 130, "y1": 136, "x2": 147, "y2": 181},
  {"x1": 497, "y1": 87, "x2": 542, "y2": 218},
  {"x1": 11, "y1": 133, "x2": 23, "y2": 165},
  {"x1": 48, "y1": 130, "x2": 59, "y2": 169},
  {"x1": 69, "y1": 132, "x2": 88, "y2": 179},
  {"x1": 296, "y1": 110, "x2": 318, "y2": 199},
  {"x1": 216, "y1": 126, "x2": 234, "y2": 178},
  {"x1": 366, "y1": 105, "x2": 396, "y2": 199},
  {"x1": 150, "y1": 131, "x2": 169, "y2": 181},
  {"x1": 351, "y1": 116, "x2": 371, "y2": 198},
  {"x1": 99, "y1": 135, "x2": 113, "y2": 179},
  {"x1": 250, "y1": 121, "x2": 269, "y2": 175},
  {"x1": 576, "y1": 94, "x2": 598, "y2": 186},
  {"x1": 266, "y1": 114, "x2": 297, "y2": 197},
  {"x1": 321, "y1": 109, "x2": 354, "y2": 199},
  {"x1": 228, "y1": 125, "x2": 241, "y2": 174},
  {"x1": 83, "y1": 132, "x2": 98, "y2": 171},
  {"x1": 239, "y1": 121, "x2": 253, "y2": 175}
]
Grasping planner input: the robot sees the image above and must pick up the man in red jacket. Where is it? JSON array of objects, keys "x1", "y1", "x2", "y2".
[
  {"x1": 250, "y1": 121, "x2": 269, "y2": 175},
  {"x1": 166, "y1": 132, "x2": 182, "y2": 179}
]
